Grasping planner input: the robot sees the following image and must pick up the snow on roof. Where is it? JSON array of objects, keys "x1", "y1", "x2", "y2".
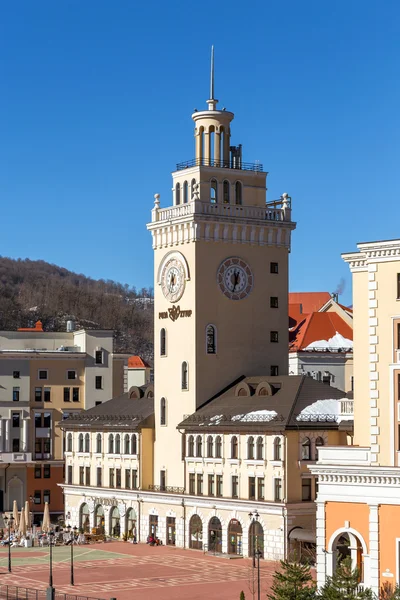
[
  {"x1": 296, "y1": 398, "x2": 351, "y2": 422},
  {"x1": 304, "y1": 331, "x2": 353, "y2": 351},
  {"x1": 231, "y1": 409, "x2": 278, "y2": 422}
]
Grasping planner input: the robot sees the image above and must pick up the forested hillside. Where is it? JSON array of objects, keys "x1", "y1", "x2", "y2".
[{"x1": 0, "y1": 257, "x2": 154, "y2": 361}]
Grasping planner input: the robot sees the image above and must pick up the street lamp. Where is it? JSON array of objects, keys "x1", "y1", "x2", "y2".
[
  {"x1": 255, "y1": 548, "x2": 262, "y2": 600},
  {"x1": 3, "y1": 515, "x2": 14, "y2": 572},
  {"x1": 248, "y1": 510, "x2": 259, "y2": 568},
  {"x1": 67, "y1": 524, "x2": 78, "y2": 585},
  {"x1": 48, "y1": 529, "x2": 55, "y2": 588}
]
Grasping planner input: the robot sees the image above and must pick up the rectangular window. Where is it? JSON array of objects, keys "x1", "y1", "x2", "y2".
[
  {"x1": 12, "y1": 439, "x2": 20, "y2": 452},
  {"x1": 13, "y1": 387, "x2": 20, "y2": 402},
  {"x1": 397, "y1": 323, "x2": 400, "y2": 349},
  {"x1": 257, "y1": 477, "x2": 265, "y2": 500},
  {"x1": 43, "y1": 387, "x2": 51, "y2": 402},
  {"x1": 160, "y1": 470, "x2": 166, "y2": 491},
  {"x1": 116, "y1": 468, "x2": 121, "y2": 489},
  {"x1": 79, "y1": 466, "x2": 84, "y2": 485},
  {"x1": 248, "y1": 476, "x2": 256, "y2": 500},
  {"x1": 38, "y1": 370, "x2": 48, "y2": 380},
  {"x1": 270, "y1": 296, "x2": 279, "y2": 308},
  {"x1": 43, "y1": 439, "x2": 51, "y2": 454},
  {"x1": 67, "y1": 370, "x2": 77, "y2": 380},
  {"x1": 270, "y1": 365, "x2": 279, "y2": 376},
  {"x1": 34, "y1": 490, "x2": 41, "y2": 504},
  {"x1": 95, "y1": 376, "x2": 102, "y2": 390},
  {"x1": 95, "y1": 401, "x2": 102, "y2": 406},
  {"x1": 397, "y1": 273, "x2": 400, "y2": 299},
  {"x1": 35, "y1": 413, "x2": 42, "y2": 428},
  {"x1": 43, "y1": 490, "x2": 50, "y2": 504},
  {"x1": 189, "y1": 473, "x2": 195, "y2": 495},
  {"x1": 35, "y1": 387, "x2": 42, "y2": 402},
  {"x1": 85, "y1": 466, "x2": 91, "y2": 486},
  {"x1": 208, "y1": 474, "x2": 215, "y2": 496},
  {"x1": 216, "y1": 474, "x2": 223, "y2": 497},
  {"x1": 43, "y1": 412, "x2": 51, "y2": 428},
  {"x1": 13, "y1": 371, "x2": 20, "y2": 379},
  {"x1": 109, "y1": 468, "x2": 114, "y2": 488},
  {"x1": 125, "y1": 469, "x2": 131, "y2": 489},
  {"x1": 132, "y1": 469, "x2": 138, "y2": 490},
  {"x1": 197, "y1": 473, "x2": 203, "y2": 496},
  {"x1": 35, "y1": 439, "x2": 42, "y2": 456},
  {"x1": 270, "y1": 262, "x2": 279, "y2": 274},
  {"x1": 97, "y1": 467, "x2": 102, "y2": 487},
  {"x1": 72, "y1": 387, "x2": 80, "y2": 402},
  {"x1": 302, "y1": 478, "x2": 312, "y2": 501},
  {"x1": 270, "y1": 331, "x2": 279, "y2": 343},
  {"x1": 95, "y1": 350, "x2": 103, "y2": 364},
  {"x1": 232, "y1": 475, "x2": 239, "y2": 499},
  {"x1": 274, "y1": 478, "x2": 282, "y2": 502},
  {"x1": 63, "y1": 387, "x2": 70, "y2": 402},
  {"x1": 12, "y1": 412, "x2": 20, "y2": 427},
  {"x1": 67, "y1": 465, "x2": 73, "y2": 485},
  {"x1": 43, "y1": 465, "x2": 51, "y2": 479},
  {"x1": 35, "y1": 466, "x2": 42, "y2": 478},
  {"x1": 398, "y1": 374, "x2": 400, "y2": 401}
]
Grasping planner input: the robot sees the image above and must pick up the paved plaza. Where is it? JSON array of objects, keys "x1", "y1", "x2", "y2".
[{"x1": 0, "y1": 542, "x2": 276, "y2": 599}]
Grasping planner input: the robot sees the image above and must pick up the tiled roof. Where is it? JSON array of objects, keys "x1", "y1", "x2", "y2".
[
  {"x1": 178, "y1": 375, "x2": 349, "y2": 432},
  {"x1": 128, "y1": 356, "x2": 151, "y2": 368},
  {"x1": 18, "y1": 320, "x2": 43, "y2": 332},
  {"x1": 289, "y1": 312, "x2": 353, "y2": 352},
  {"x1": 289, "y1": 292, "x2": 332, "y2": 314}
]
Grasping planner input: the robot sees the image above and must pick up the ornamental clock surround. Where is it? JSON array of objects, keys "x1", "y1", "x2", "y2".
[{"x1": 217, "y1": 257, "x2": 254, "y2": 300}]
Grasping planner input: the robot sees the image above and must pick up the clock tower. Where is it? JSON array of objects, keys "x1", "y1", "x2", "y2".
[{"x1": 147, "y1": 50, "x2": 296, "y2": 489}]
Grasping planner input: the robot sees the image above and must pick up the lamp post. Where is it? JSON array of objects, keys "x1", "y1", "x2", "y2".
[
  {"x1": 48, "y1": 529, "x2": 54, "y2": 588},
  {"x1": 248, "y1": 510, "x2": 259, "y2": 568},
  {"x1": 255, "y1": 548, "x2": 262, "y2": 600},
  {"x1": 67, "y1": 524, "x2": 77, "y2": 585},
  {"x1": 3, "y1": 515, "x2": 14, "y2": 572}
]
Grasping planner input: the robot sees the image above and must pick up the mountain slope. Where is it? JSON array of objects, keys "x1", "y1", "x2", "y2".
[{"x1": 0, "y1": 256, "x2": 154, "y2": 361}]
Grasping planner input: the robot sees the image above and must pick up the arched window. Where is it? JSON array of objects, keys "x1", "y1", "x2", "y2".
[
  {"x1": 256, "y1": 436, "x2": 264, "y2": 460},
  {"x1": 124, "y1": 434, "x2": 130, "y2": 455},
  {"x1": 210, "y1": 179, "x2": 218, "y2": 204},
  {"x1": 206, "y1": 324, "x2": 216, "y2": 354},
  {"x1": 315, "y1": 436, "x2": 324, "y2": 459},
  {"x1": 131, "y1": 434, "x2": 137, "y2": 455},
  {"x1": 235, "y1": 181, "x2": 242, "y2": 205},
  {"x1": 108, "y1": 434, "x2": 114, "y2": 454},
  {"x1": 96, "y1": 433, "x2": 101, "y2": 454},
  {"x1": 301, "y1": 437, "x2": 311, "y2": 461},
  {"x1": 207, "y1": 436, "x2": 213, "y2": 458},
  {"x1": 223, "y1": 180, "x2": 230, "y2": 204},
  {"x1": 231, "y1": 436, "x2": 238, "y2": 459},
  {"x1": 215, "y1": 435, "x2": 222, "y2": 458},
  {"x1": 191, "y1": 178, "x2": 197, "y2": 199},
  {"x1": 67, "y1": 433, "x2": 72, "y2": 452},
  {"x1": 78, "y1": 433, "x2": 83, "y2": 453},
  {"x1": 196, "y1": 435, "x2": 202, "y2": 457},
  {"x1": 188, "y1": 435, "x2": 194, "y2": 457},
  {"x1": 176, "y1": 182, "x2": 181, "y2": 205},
  {"x1": 160, "y1": 398, "x2": 166, "y2": 425},
  {"x1": 160, "y1": 328, "x2": 166, "y2": 356},
  {"x1": 274, "y1": 437, "x2": 282, "y2": 461},
  {"x1": 182, "y1": 361, "x2": 188, "y2": 390},
  {"x1": 247, "y1": 436, "x2": 254, "y2": 460},
  {"x1": 183, "y1": 181, "x2": 188, "y2": 204},
  {"x1": 84, "y1": 433, "x2": 90, "y2": 453},
  {"x1": 115, "y1": 434, "x2": 121, "y2": 454}
]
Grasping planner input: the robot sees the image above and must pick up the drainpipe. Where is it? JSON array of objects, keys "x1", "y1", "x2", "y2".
[
  {"x1": 4, "y1": 463, "x2": 10, "y2": 511},
  {"x1": 137, "y1": 495, "x2": 141, "y2": 543},
  {"x1": 181, "y1": 499, "x2": 186, "y2": 549}
]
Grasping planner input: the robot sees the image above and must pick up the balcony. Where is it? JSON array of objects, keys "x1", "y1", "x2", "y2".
[
  {"x1": 340, "y1": 400, "x2": 354, "y2": 416},
  {"x1": 176, "y1": 157, "x2": 263, "y2": 172},
  {"x1": 0, "y1": 452, "x2": 32, "y2": 463},
  {"x1": 148, "y1": 485, "x2": 185, "y2": 494}
]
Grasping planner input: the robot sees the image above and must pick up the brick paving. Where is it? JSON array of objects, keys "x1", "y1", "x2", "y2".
[{"x1": 0, "y1": 542, "x2": 277, "y2": 599}]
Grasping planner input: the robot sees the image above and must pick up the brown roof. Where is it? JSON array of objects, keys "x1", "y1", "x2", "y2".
[{"x1": 178, "y1": 375, "x2": 348, "y2": 432}]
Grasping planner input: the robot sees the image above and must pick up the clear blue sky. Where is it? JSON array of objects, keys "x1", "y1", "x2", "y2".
[{"x1": 2, "y1": 1, "x2": 400, "y2": 306}]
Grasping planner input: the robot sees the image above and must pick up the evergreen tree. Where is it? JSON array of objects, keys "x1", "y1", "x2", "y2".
[
  {"x1": 268, "y1": 559, "x2": 316, "y2": 600},
  {"x1": 319, "y1": 557, "x2": 374, "y2": 600},
  {"x1": 240, "y1": 592, "x2": 246, "y2": 600}
]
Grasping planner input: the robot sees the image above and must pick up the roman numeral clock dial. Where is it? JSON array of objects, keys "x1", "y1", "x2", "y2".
[{"x1": 217, "y1": 257, "x2": 253, "y2": 300}]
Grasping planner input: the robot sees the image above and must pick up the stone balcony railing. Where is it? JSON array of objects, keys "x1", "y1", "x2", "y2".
[
  {"x1": 151, "y1": 197, "x2": 292, "y2": 224},
  {"x1": 340, "y1": 400, "x2": 354, "y2": 416}
]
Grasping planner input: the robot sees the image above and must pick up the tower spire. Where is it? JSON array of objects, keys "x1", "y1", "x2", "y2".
[{"x1": 210, "y1": 45, "x2": 215, "y2": 100}]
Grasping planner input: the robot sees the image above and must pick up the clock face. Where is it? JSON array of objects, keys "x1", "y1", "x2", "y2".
[
  {"x1": 161, "y1": 257, "x2": 186, "y2": 303},
  {"x1": 217, "y1": 257, "x2": 253, "y2": 300}
]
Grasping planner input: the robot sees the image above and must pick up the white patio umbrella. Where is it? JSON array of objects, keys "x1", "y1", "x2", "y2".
[
  {"x1": 12, "y1": 500, "x2": 19, "y2": 530},
  {"x1": 19, "y1": 508, "x2": 26, "y2": 536},
  {"x1": 42, "y1": 502, "x2": 50, "y2": 532},
  {"x1": 24, "y1": 500, "x2": 30, "y2": 529}
]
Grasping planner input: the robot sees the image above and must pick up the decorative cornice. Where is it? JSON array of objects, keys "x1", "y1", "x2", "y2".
[{"x1": 309, "y1": 465, "x2": 400, "y2": 486}]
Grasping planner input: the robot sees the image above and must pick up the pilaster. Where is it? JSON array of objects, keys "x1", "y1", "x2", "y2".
[
  {"x1": 316, "y1": 501, "x2": 327, "y2": 587},
  {"x1": 368, "y1": 504, "x2": 380, "y2": 595}
]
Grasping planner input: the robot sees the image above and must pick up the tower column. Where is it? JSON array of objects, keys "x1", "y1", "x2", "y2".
[{"x1": 195, "y1": 133, "x2": 202, "y2": 163}]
